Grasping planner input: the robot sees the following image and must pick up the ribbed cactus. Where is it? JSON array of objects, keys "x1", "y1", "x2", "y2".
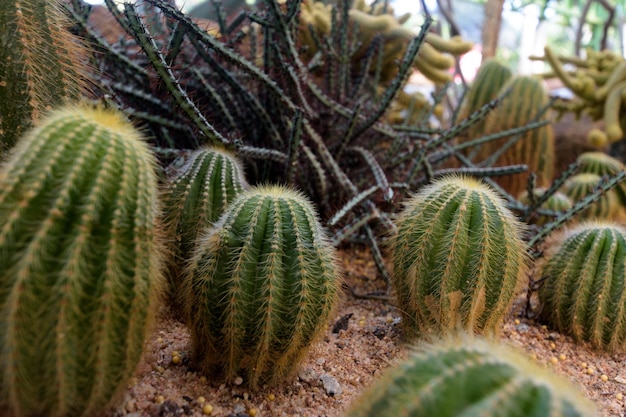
[
  {"x1": 162, "y1": 147, "x2": 248, "y2": 302},
  {"x1": 345, "y1": 336, "x2": 597, "y2": 417},
  {"x1": 182, "y1": 185, "x2": 340, "y2": 389},
  {"x1": 0, "y1": 0, "x2": 90, "y2": 155},
  {"x1": 518, "y1": 188, "x2": 573, "y2": 226},
  {"x1": 474, "y1": 75, "x2": 555, "y2": 197},
  {"x1": 562, "y1": 173, "x2": 619, "y2": 220},
  {"x1": 577, "y1": 151, "x2": 626, "y2": 207},
  {"x1": 392, "y1": 176, "x2": 529, "y2": 339},
  {"x1": 0, "y1": 106, "x2": 163, "y2": 417},
  {"x1": 538, "y1": 222, "x2": 626, "y2": 352}
]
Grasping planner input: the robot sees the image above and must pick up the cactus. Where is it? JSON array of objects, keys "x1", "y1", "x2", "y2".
[
  {"x1": 392, "y1": 176, "x2": 529, "y2": 339},
  {"x1": 538, "y1": 222, "x2": 626, "y2": 352},
  {"x1": 0, "y1": 0, "x2": 90, "y2": 155},
  {"x1": 0, "y1": 105, "x2": 163, "y2": 417},
  {"x1": 345, "y1": 336, "x2": 597, "y2": 417},
  {"x1": 561, "y1": 173, "x2": 620, "y2": 220},
  {"x1": 577, "y1": 151, "x2": 626, "y2": 207},
  {"x1": 474, "y1": 75, "x2": 555, "y2": 197},
  {"x1": 162, "y1": 146, "x2": 248, "y2": 302},
  {"x1": 518, "y1": 188, "x2": 573, "y2": 226},
  {"x1": 182, "y1": 185, "x2": 340, "y2": 389}
]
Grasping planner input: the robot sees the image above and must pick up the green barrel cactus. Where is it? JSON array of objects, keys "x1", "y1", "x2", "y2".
[
  {"x1": 0, "y1": 0, "x2": 90, "y2": 155},
  {"x1": 392, "y1": 176, "x2": 529, "y2": 339},
  {"x1": 577, "y1": 151, "x2": 626, "y2": 207},
  {"x1": 162, "y1": 146, "x2": 248, "y2": 301},
  {"x1": 538, "y1": 222, "x2": 626, "y2": 352},
  {"x1": 0, "y1": 105, "x2": 163, "y2": 417},
  {"x1": 182, "y1": 185, "x2": 340, "y2": 389},
  {"x1": 475, "y1": 75, "x2": 555, "y2": 198},
  {"x1": 562, "y1": 173, "x2": 619, "y2": 220},
  {"x1": 345, "y1": 336, "x2": 597, "y2": 417},
  {"x1": 518, "y1": 188, "x2": 573, "y2": 226}
]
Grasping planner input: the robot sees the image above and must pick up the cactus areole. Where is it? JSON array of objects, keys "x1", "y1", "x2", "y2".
[
  {"x1": 183, "y1": 185, "x2": 340, "y2": 389},
  {"x1": 0, "y1": 106, "x2": 163, "y2": 417},
  {"x1": 392, "y1": 176, "x2": 528, "y2": 338}
]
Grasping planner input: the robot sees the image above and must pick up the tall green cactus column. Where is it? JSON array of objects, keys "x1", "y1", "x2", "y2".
[
  {"x1": 183, "y1": 185, "x2": 340, "y2": 389},
  {"x1": 0, "y1": 0, "x2": 89, "y2": 155},
  {"x1": 538, "y1": 222, "x2": 626, "y2": 352},
  {"x1": 0, "y1": 105, "x2": 163, "y2": 417},
  {"x1": 392, "y1": 176, "x2": 529, "y2": 339},
  {"x1": 345, "y1": 337, "x2": 597, "y2": 417}
]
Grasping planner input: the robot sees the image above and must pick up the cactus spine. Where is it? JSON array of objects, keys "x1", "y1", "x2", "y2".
[
  {"x1": 392, "y1": 176, "x2": 529, "y2": 339},
  {"x1": 0, "y1": 0, "x2": 90, "y2": 154},
  {"x1": 475, "y1": 76, "x2": 555, "y2": 197},
  {"x1": 162, "y1": 147, "x2": 248, "y2": 301},
  {"x1": 0, "y1": 105, "x2": 163, "y2": 417},
  {"x1": 183, "y1": 185, "x2": 340, "y2": 389},
  {"x1": 538, "y1": 222, "x2": 626, "y2": 352},
  {"x1": 345, "y1": 336, "x2": 597, "y2": 417}
]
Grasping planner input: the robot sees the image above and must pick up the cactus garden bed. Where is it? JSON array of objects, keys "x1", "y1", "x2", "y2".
[{"x1": 103, "y1": 246, "x2": 626, "y2": 417}]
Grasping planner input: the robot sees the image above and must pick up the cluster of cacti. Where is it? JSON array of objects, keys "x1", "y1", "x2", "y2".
[
  {"x1": 182, "y1": 185, "x2": 341, "y2": 389},
  {"x1": 161, "y1": 146, "x2": 248, "y2": 301},
  {"x1": 539, "y1": 46, "x2": 626, "y2": 145},
  {"x1": 299, "y1": 0, "x2": 473, "y2": 84},
  {"x1": 472, "y1": 75, "x2": 555, "y2": 197},
  {"x1": 518, "y1": 187, "x2": 573, "y2": 226},
  {"x1": 0, "y1": 0, "x2": 90, "y2": 155},
  {"x1": 538, "y1": 222, "x2": 626, "y2": 352},
  {"x1": 561, "y1": 172, "x2": 620, "y2": 220},
  {"x1": 392, "y1": 176, "x2": 529, "y2": 339},
  {"x1": 0, "y1": 105, "x2": 163, "y2": 417},
  {"x1": 345, "y1": 336, "x2": 597, "y2": 417}
]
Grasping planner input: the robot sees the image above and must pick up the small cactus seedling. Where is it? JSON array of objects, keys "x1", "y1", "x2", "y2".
[
  {"x1": 538, "y1": 222, "x2": 626, "y2": 352},
  {"x1": 562, "y1": 173, "x2": 620, "y2": 220},
  {"x1": 345, "y1": 336, "x2": 597, "y2": 417},
  {"x1": 182, "y1": 185, "x2": 340, "y2": 389},
  {"x1": 518, "y1": 188, "x2": 573, "y2": 226},
  {"x1": 577, "y1": 151, "x2": 626, "y2": 207},
  {"x1": 0, "y1": 105, "x2": 163, "y2": 417},
  {"x1": 161, "y1": 146, "x2": 248, "y2": 302},
  {"x1": 392, "y1": 176, "x2": 529, "y2": 339}
]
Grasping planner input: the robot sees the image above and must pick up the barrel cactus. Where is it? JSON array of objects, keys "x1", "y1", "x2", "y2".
[
  {"x1": 0, "y1": 106, "x2": 163, "y2": 417},
  {"x1": 162, "y1": 146, "x2": 248, "y2": 302},
  {"x1": 392, "y1": 176, "x2": 529, "y2": 339},
  {"x1": 0, "y1": 0, "x2": 90, "y2": 155},
  {"x1": 561, "y1": 173, "x2": 620, "y2": 220},
  {"x1": 538, "y1": 222, "x2": 626, "y2": 352},
  {"x1": 345, "y1": 336, "x2": 597, "y2": 417},
  {"x1": 577, "y1": 151, "x2": 626, "y2": 207},
  {"x1": 182, "y1": 185, "x2": 340, "y2": 389},
  {"x1": 518, "y1": 188, "x2": 573, "y2": 226},
  {"x1": 474, "y1": 75, "x2": 555, "y2": 197}
]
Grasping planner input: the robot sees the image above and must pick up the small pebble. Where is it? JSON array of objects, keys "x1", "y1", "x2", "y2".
[
  {"x1": 233, "y1": 376, "x2": 244, "y2": 385},
  {"x1": 202, "y1": 404, "x2": 214, "y2": 415},
  {"x1": 248, "y1": 407, "x2": 258, "y2": 417},
  {"x1": 197, "y1": 396, "x2": 206, "y2": 404},
  {"x1": 549, "y1": 357, "x2": 558, "y2": 365},
  {"x1": 587, "y1": 368, "x2": 595, "y2": 375},
  {"x1": 267, "y1": 393, "x2": 275, "y2": 401},
  {"x1": 558, "y1": 354, "x2": 566, "y2": 361},
  {"x1": 155, "y1": 395, "x2": 165, "y2": 404},
  {"x1": 601, "y1": 374, "x2": 609, "y2": 382},
  {"x1": 320, "y1": 374, "x2": 342, "y2": 397},
  {"x1": 617, "y1": 393, "x2": 623, "y2": 401}
]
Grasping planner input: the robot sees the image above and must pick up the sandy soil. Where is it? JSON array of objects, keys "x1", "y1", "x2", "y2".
[{"x1": 101, "y1": 246, "x2": 626, "y2": 417}]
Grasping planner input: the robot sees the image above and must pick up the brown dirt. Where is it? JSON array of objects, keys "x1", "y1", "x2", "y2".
[{"x1": 102, "y1": 246, "x2": 626, "y2": 417}]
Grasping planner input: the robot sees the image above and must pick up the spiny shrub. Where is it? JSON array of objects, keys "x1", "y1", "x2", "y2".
[
  {"x1": 162, "y1": 146, "x2": 248, "y2": 302},
  {"x1": 392, "y1": 176, "x2": 529, "y2": 339},
  {"x1": 0, "y1": 105, "x2": 163, "y2": 417},
  {"x1": 182, "y1": 185, "x2": 340, "y2": 389},
  {"x1": 538, "y1": 222, "x2": 626, "y2": 352},
  {"x1": 344, "y1": 336, "x2": 597, "y2": 417}
]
